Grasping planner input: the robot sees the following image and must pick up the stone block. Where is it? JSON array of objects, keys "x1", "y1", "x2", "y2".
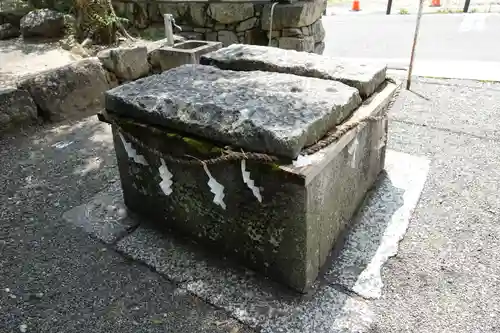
[
  {"x1": 282, "y1": 28, "x2": 303, "y2": 37},
  {"x1": 200, "y1": 44, "x2": 387, "y2": 98},
  {"x1": 97, "y1": 46, "x2": 150, "y2": 82},
  {"x1": 205, "y1": 31, "x2": 218, "y2": 41},
  {"x1": 20, "y1": 8, "x2": 65, "y2": 38},
  {"x1": 314, "y1": 41, "x2": 325, "y2": 55},
  {"x1": 0, "y1": 87, "x2": 38, "y2": 134},
  {"x1": 105, "y1": 64, "x2": 361, "y2": 159},
  {"x1": 148, "y1": 41, "x2": 222, "y2": 72},
  {"x1": 158, "y1": 3, "x2": 189, "y2": 21},
  {"x1": 207, "y1": 4, "x2": 254, "y2": 24},
  {"x1": 278, "y1": 36, "x2": 315, "y2": 52},
  {"x1": 189, "y1": 4, "x2": 208, "y2": 27},
  {"x1": 105, "y1": 78, "x2": 397, "y2": 292},
  {"x1": 311, "y1": 19, "x2": 325, "y2": 43},
  {"x1": 213, "y1": 23, "x2": 226, "y2": 31},
  {"x1": 17, "y1": 58, "x2": 109, "y2": 122},
  {"x1": 217, "y1": 30, "x2": 238, "y2": 47},
  {"x1": 0, "y1": 22, "x2": 20, "y2": 40},
  {"x1": 261, "y1": 0, "x2": 326, "y2": 30},
  {"x1": 244, "y1": 29, "x2": 267, "y2": 45},
  {"x1": 0, "y1": 6, "x2": 31, "y2": 27},
  {"x1": 236, "y1": 17, "x2": 258, "y2": 32}
]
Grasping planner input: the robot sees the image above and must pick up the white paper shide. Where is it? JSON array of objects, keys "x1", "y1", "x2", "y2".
[
  {"x1": 119, "y1": 133, "x2": 148, "y2": 166},
  {"x1": 203, "y1": 164, "x2": 226, "y2": 210},
  {"x1": 158, "y1": 158, "x2": 173, "y2": 196},
  {"x1": 240, "y1": 159, "x2": 262, "y2": 202}
]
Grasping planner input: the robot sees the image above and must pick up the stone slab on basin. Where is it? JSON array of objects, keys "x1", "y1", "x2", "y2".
[
  {"x1": 104, "y1": 64, "x2": 362, "y2": 159},
  {"x1": 105, "y1": 77, "x2": 398, "y2": 291},
  {"x1": 148, "y1": 40, "x2": 222, "y2": 72},
  {"x1": 200, "y1": 43, "x2": 387, "y2": 99}
]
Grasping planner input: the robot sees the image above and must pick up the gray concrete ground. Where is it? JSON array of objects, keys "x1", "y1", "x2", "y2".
[
  {"x1": 1, "y1": 75, "x2": 499, "y2": 332},
  {"x1": 322, "y1": 13, "x2": 500, "y2": 65}
]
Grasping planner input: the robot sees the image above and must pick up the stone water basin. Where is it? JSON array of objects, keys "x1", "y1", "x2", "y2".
[{"x1": 148, "y1": 40, "x2": 222, "y2": 72}]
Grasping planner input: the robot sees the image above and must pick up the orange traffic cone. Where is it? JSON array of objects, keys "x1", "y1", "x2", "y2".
[
  {"x1": 430, "y1": 0, "x2": 441, "y2": 7},
  {"x1": 351, "y1": 0, "x2": 361, "y2": 11}
]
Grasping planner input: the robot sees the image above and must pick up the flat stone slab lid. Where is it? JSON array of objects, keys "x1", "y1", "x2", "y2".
[
  {"x1": 200, "y1": 44, "x2": 387, "y2": 98},
  {"x1": 105, "y1": 64, "x2": 362, "y2": 159}
]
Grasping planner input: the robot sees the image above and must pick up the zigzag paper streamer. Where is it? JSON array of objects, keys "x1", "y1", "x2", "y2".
[
  {"x1": 158, "y1": 158, "x2": 173, "y2": 196},
  {"x1": 241, "y1": 159, "x2": 262, "y2": 203},
  {"x1": 119, "y1": 133, "x2": 148, "y2": 166},
  {"x1": 203, "y1": 164, "x2": 226, "y2": 210}
]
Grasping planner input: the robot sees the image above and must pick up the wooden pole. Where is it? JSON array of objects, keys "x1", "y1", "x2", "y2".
[{"x1": 406, "y1": 0, "x2": 425, "y2": 90}]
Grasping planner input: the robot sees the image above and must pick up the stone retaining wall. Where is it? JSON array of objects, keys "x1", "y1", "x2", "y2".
[{"x1": 113, "y1": 0, "x2": 326, "y2": 54}]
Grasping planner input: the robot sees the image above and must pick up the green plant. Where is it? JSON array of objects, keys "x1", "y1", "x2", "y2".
[{"x1": 399, "y1": 8, "x2": 409, "y2": 14}]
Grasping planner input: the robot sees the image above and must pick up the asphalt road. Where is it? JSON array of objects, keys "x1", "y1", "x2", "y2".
[{"x1": 323, "y1": 13, "x2": 500, "y2": 70}]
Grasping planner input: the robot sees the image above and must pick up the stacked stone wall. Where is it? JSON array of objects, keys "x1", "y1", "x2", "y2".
[{"x1": 113, "y1": 0, "x2": 326, "y2": 53}]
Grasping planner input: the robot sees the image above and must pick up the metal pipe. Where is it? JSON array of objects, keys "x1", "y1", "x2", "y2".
[
  {"x1": 386, "y1": 0, "x2": 393, "y2": 14},
  {"x1": 268, "y1": 2, "x2": 279, "y2": 47},
  {"x1": 463, "y1": 0, "x2": 471, "y2": 12},
  {"x1": 406, "y1": 0, "x2": 424, "y2": 90},
  {"x1": 164, "y1": 14, "x2": 175, "y2": 46}
]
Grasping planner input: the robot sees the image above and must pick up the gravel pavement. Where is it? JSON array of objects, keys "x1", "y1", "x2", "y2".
[{"x1": 1, "y1": 77, "x2": 500, "y2": 332}]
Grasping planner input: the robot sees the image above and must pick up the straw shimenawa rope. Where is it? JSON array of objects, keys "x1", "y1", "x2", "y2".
[{"x1": 108, "y1": 79, "x2": 401, "y2": 166}]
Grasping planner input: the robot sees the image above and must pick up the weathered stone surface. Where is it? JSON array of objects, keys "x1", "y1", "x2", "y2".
[
  {"x1": 158, "y1": 3, "x2": 189, "y2": 21},
  {"x1": 107, "y1": 82, "x2": 396, "y2": 291},
  {"x1": 207, "y1": 4, "x2": 254, "y2": 24},
  {"x1": 311, "y1": 19, "x2": 325, "y2": 43},
  {"x1": 0, "y1": 22, "x2": 20, "y2": 40},
  {"x1": 97, "y1": 46, "x2": 150, "y2": 82},
  {"x1": 244, "y1": 29, "x2": 267, "y2": 45},
  {"x1": 214, "y1": 23, "x2": 226, "y2": 31},
  {"x1": 105, "y1": 64, "x2": 361, "y2": 158},
  {"x1": 314, "y1": 41, "x2": 325, "y2": 55},
  {"x1": 18, "y1": 58, "x2": 109, "y2": 122},
  {"x1": 20, "y1": 9, "x2": 65, "y2": 38},
  {"x1": 282, "y1": 28, "x2": 303, "y2": 37},
  {"x1": 201, "y1": 44, "x2": 387, "y2": 98},
  {"x1": 205, "y1": 31, "x2": 218, "y2": 41},
  {"x1": 0, "y1": 5, "x2": 31, "y2": 27},
  {"x1": 217, "y1": 30, "x2": 238, "y2": 47},
  {"x1": 278, "y1": 36, "x2": 315, "y2": 52},
  {"x1": 236, "y1": 17, "x2": 258, "y2": 32},
  {"x1": 189, "y1": 4, "x2": 208, "y2": 27},
  {"x1": 261, "y1": 0, "x2": 326, "y2": 30},
  {"x1": 0, "y1": 87, "x2": 38, "y2": 134}
]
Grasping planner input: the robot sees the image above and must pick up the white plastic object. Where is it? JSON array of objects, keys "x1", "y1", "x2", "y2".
[
  {"x1": 158, "y1": 158, "x2": 173, "y2": 196},
  {"x1": 348, "y1": 137, "x2": 359, "y2": 168},
  {"x1": 119, "y1": 133, "x2": 148, "y2": 166},
  {"x1": 203, "y1": 164, "x2": 226, "y2": 210},
  {"x1": 241, "y1": 159, "x2": 262, "y2": 203}
]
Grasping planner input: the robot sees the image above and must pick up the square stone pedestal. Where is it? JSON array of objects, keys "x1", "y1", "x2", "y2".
[{"x1": 104, "y1": 63, "x2": 397, "y2": 292}]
